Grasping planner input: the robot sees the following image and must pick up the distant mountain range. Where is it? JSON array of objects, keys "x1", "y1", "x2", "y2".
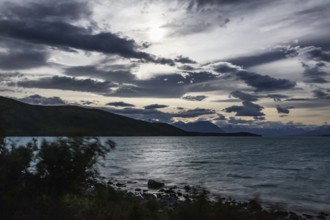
[
  {"x1": 0, "y1": 96, "x2": 258, "y2": 137},
  {"x1": 172, "y1": 121, "x2": 224, "y2": 133},
  {"x1": 172, "y1": 120, "x2": 330, "y2": 137}
]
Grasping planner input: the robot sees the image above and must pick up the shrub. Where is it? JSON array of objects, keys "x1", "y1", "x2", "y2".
[{"x1": 36, "y1": 137, "x2": 116, "y2": 195}]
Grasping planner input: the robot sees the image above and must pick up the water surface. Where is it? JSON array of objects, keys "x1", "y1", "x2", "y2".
[{"x1": 102, "y1": 136, "x2": 330, "y2": 213}]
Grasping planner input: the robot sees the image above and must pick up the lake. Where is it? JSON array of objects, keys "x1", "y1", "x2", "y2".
[
  {"x1": 102, "y1": 136, "x2": 330, "y2": 213},
  {"x1": 9, "y1": 136, "x2": 330, "y2": 213}
]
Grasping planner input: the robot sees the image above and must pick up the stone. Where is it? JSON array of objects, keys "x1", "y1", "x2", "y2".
[
  {"x1": 147, "y1": 179, "x2": 165, "y2": 189},
  {"x1": 184, "y1": 185, "x2": 191, "y2": 191},
  {"x1": 116, "y1": 183, "x2": 126, "y2": 187}
]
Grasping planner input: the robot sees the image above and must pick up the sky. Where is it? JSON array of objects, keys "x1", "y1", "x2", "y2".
[{"x1": 0, "y1": 0, "x2": 330, "y2": 129}]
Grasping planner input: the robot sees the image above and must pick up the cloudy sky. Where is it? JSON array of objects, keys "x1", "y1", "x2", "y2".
[{"x1": 0, "y1": 0, "x2": 329, "y2": 128}]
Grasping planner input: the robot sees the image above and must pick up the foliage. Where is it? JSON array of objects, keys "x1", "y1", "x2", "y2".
[{"x1": 36, "y1": 137, "x2": 115, "y2": 195}]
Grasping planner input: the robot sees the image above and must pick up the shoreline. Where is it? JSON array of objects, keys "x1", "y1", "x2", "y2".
[{"x1": 104, "y1": 177, "x2": 329, "y2": 220}]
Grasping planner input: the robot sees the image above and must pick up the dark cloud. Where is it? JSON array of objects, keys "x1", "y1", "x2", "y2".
[
  {"x1": 106, "y1": 101, "x2": 135, "y2": 107},
  {"x1": 293, "y1": 46, "x2": 330, "y2": 83},
  {"x1": 17, "y1": 94, "x2": 66, "y2": 105},
  {"x1": 301, "y1": 62, "x2": 328, "y2": 83},
  {"x1": 182, "y1": 95, "x2": 207, "y2": 101},
  {"x1": 173, "y1": 108, "x2": 216, "y2": 118},
  {"x1": 0, "y1": 19, "x2": 156, "y2": 61},
  {"x1": 298, "y1": 46, "x2": 330, "y2": 62},
  {"x1": 267, "y1": 94, "x2": 289, "y2": 102},
  {"x1": 213, "y1": 62, "x2": 240, "y2": 73},
  {"x1": 144, "y1": 104, "x2": 168, "y2": 109},
  {"x1": 0, "y1": 49, "x2": 48, "y2": 70},
  {"x1": 223, "y1": 101, "x2": 264, "y2": 117},
  {"x1": 226, "y1": 49, "x2": 288, "y2": 68},
  {"x1": 65, "y1": 65, "x2": 136, "y2": 83},
  {"x1": 14, "y1": 76, "x2": 114, "y2": 93},
  {"x1": 212, "y1": 62, "x2": 296, "y2": 91},
  {"x1": 111, "y1": 71, "x2": 218, "y2": 98},
  {"x1": 188, "y1": 0, "x2": 264, "y2": 7},
  {"x1": 81, "y1": 100, "x2": 98, "y2": 105},
  {"x1": 174, "y1": 56, "x2": 197, "y2": 64},
  {"x1": 230, "y1": 91, "x2": 259, "y2": 102},
  {"x1": 1, "y1": 0, "x2": 91, "y2": 21},
  {"x1": 105, "y1": 107, "x2": 172, "y2": 123},
  {"x1": 276, "y1": 105, "x2": 290, "y2": 114},
  {"x1": 216, "y1": 113, "x2": 226, "y2": 120},
  {"x1": 236, "y1": 71, "x2": 296, "y2": 91},
  {"x1": 178, "y1": 65, "x2": 196, "y2": 71},
  {"x1": 312, "y1": 89, "x2": 330, "y2": 99}
]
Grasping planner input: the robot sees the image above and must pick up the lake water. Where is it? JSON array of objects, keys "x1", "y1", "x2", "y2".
[
  {"x1": 9, "y1": 136, "x2": 330, "y2": 214},
  {"x1": 102, "y1": 136, "x2": 330, "y2": 214}
]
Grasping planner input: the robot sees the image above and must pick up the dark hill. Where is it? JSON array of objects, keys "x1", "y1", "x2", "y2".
[
  {"x1": 0, "y1": 96, "x2": 187, "y2": 136},
  {"x1": 0, "y1": 96, "x2": 259, "y2": 136}
]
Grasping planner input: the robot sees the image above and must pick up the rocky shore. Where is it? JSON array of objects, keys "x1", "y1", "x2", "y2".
[{"x1": 105, "y1": 178, "x2": 329, "y2": 220}]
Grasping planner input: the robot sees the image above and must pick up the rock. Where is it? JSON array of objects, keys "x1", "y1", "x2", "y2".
[
  {"x1": 116, "y1": 183, "x2": 126, "y2": 187},
  {"x1": 143, "y1": 193, "x2": 156, "y2": 200},
  {"x1": 143, "y1": 189, "x2": 148, "y2": 193},
  {"x1": 147, "y1": 179, "x2": 165, "y2": 189},
  {"x1": 135, "y1": 188, "x2": 141, "y2": 192},
  {"x1": 177, "y1": 192, "x2": 183, "y2": 197},
  {"x1": 164, "y1": 189, "x2": 175, "y2": 194},
  {"x1": 184, "y1": 185, "x2": 191, "y2": 191},
  {"x1": 289, "y1": 212, "x2": 299, "y2": 220},
  {"x1": 248, "y1": 200, "x2": 262, "y2": 212},
  {"x1": 107, "y1": 181, "x2": 114, "y2": 185},
  {"x1": 303, "y1": 214, "x2": 313, "y2": 219}
]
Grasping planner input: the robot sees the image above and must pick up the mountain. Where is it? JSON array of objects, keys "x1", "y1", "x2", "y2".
[
  {"x1": 0, "y1": 96, "x2": 187, "y2": 136},
  {"x1": 303, "y1": 126, "x2": 330, "y2": 136},
  {"x1": 172, "y1": 121, "x2": 224, "y2": 133},
  {"x1": 0, "y1": 96, "x2": 258, "y2": 136}
]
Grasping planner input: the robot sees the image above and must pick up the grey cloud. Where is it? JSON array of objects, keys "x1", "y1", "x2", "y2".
[
  {"x1": 14, "y1": 76, "x2": 114, "y2": 93},
  {"x1": 178, "y1": 65, "x2": 196, "y2": 71},
  {"x1": 213, "y1": 62, "x2": 240, "y2": 73},
  {"x1": 1, "y1": 0, "x2": 91, "y2": 21},
  {"x1": 230, "y1": 91, "x2": 259, "y2": 102},
  {"x1": 182, "y1": 95, "x2": 207, "y2": 101},
  {"x1": 144, "y1": 104, "x2": 168, "y2": 109},
  {"x1": 65, "y1": 65, "x2": 136, "y2": 83},
  {"x1": 216, "y1": 113, "x2": 226, "y2": 120},
  {"x1": 298, "y1": 46, "x2": 330, "y2": 62},
  {"x1": 0, "y1": 49, "x2": 48, "y2": 70},
  {"x1": 106, "y1": 102, "x2": 135, "y2": 107},
  {"x1": 312, "y1": 89, "x2": 330, "y2": 99},
  {"x1": 173, "y1": 108, "x2": 216, "y2": 118},
  {"x1": 105, "y1": 107, "x2": 172, "y2": 123},
  {"x1": 17, "y1": 94, "x2": 66, "y2": 105},
  {"x1": 213, "y1": 62, "x2": 296, "y2": 91},
  {"x1": 226, "y1": 49, "x2": 288, "y2": 68},
  {"x1": 276, "y1": 105, "x2": 290, "y2": 114},
  {"x1": 174, "y1": 55, "x2": 197, "y2": 64},
  {"x1": 236, "y1": 71, "x2": 296, "y2": 91},
  {"x1": 111, "y1": 71, "x2": 218, "y2": 98},
  {"x1": 188, "y1": 0, "x2": 264, "y2": 7},
  {"x1": 295, "y1": 46, "x2": 330, "y2": 84},
  {"x1": 301, "y1": 62, "x2": 329, "y2": 84},
  {"x1": 81, "y1": 100, "x2": 98, "y2": 105},
  {"x1": 0, "y1": 19, "x2": 155, "y2": 61},
  {"x1": 267, "y1": 94, "x2": 289, "y2": 102},
  {"x1": 223, "y1": 101, "x2": 264, "y2": 117}
]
